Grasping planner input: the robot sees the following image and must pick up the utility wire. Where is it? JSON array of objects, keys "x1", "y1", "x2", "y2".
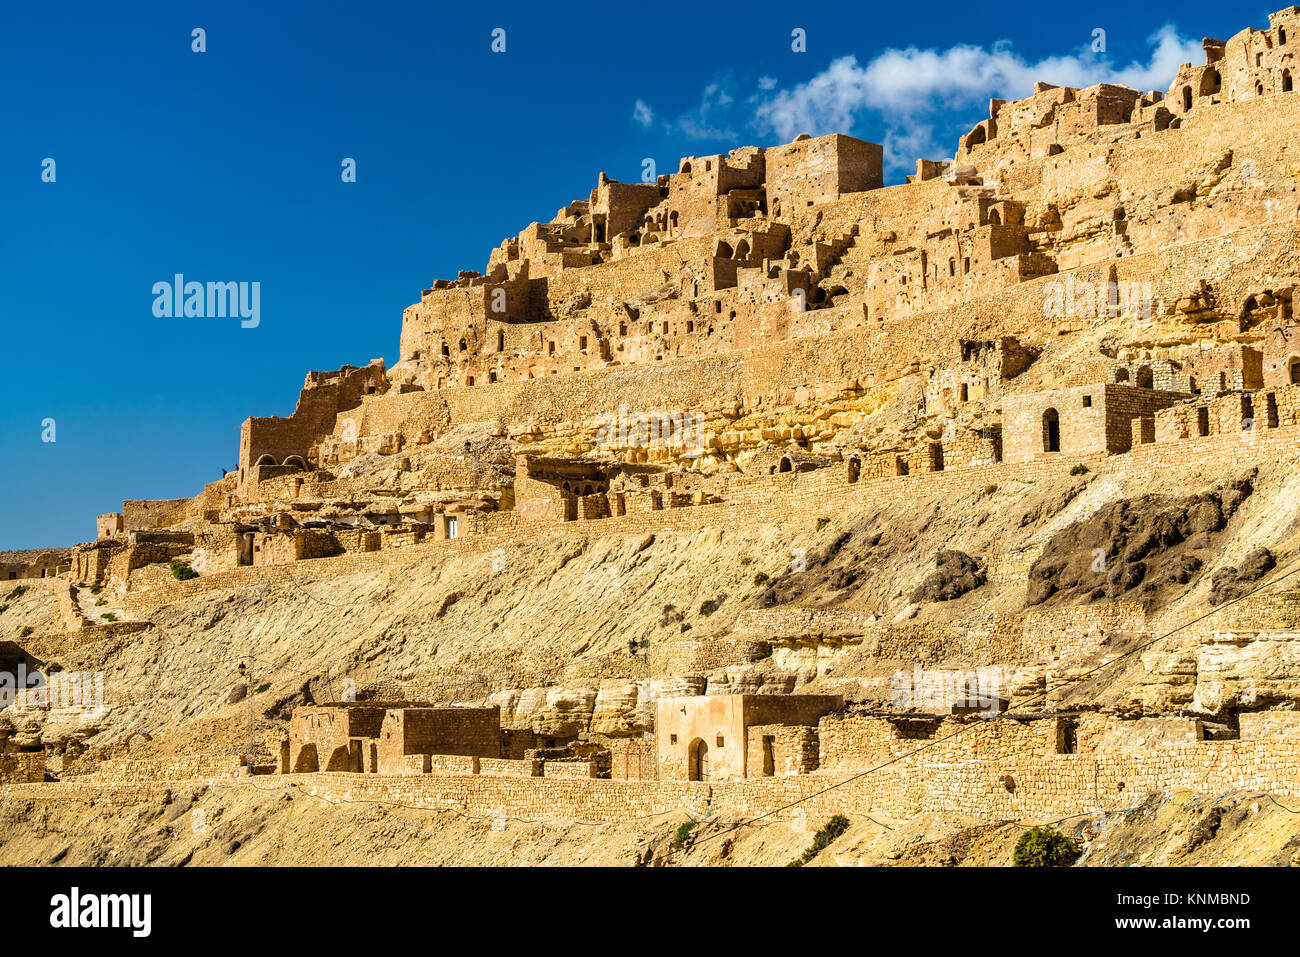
[{"x1": 671, "y1": 557, "x2": 1300, "y2": 858}]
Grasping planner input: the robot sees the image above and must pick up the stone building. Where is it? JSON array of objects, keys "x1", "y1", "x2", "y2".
[
  {"x1": 654, "y1": 693, "x2": 842, "y2": 781},
  {"x1": 1002, "y1": 384, "x2": 1188, "y2": 463},
  {"x1": 285, "y1": 703, "x2": 501, "y2": 774}
]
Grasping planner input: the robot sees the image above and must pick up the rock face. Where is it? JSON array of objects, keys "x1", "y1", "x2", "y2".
[
  {"x1": 17, "y1": 5, "x2": 1300, "y2": 869},
  {"x1": 1209, "y1": 548, "x2": 1277, "y2": 605},
  {"x1": 910, "y1": 551, "x2": 986, "y2": 603},
  {"x1": 1027, "y1": 482, "x2": 1252, "y2": 607}
]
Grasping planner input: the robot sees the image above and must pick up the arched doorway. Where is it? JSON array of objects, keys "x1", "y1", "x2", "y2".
[
  {"x1": 688, "y1": 739, "x2": 709, "y2": 781},
  {"x1": 1042, "y1": 408, "x2": 1061, "y2": 453},
  {"x1": 1136, "y1": 365, "x2": 1154, "y2": 389}
]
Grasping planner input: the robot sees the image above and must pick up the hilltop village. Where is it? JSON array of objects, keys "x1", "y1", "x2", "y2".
[{"x1": 7, "y1": 8, "x2": 1300, "y2": 865}]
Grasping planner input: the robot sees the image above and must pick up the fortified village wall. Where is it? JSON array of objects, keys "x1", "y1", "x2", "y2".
[{"x1": 12, "y1": 8, "x2": 1300, "y2": 831}]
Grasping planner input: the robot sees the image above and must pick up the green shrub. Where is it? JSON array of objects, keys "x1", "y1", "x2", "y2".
[
  {"x1": 94, "y1": 599, "x2": 105, "y2": 607},
  {"x1": 0, "y1": 604, "x2": 8, "y2": 616},
  {"x1": 169, "y1": 559, "x2": 198, "y2": 581},
  {"x1": 5, "y1": 585, "x2": 28, "y2": 601},
  {"x1": 101, "y1": 613, "x2": 118, "y2": 622},
  {"x1": 816, "y1": 517, "x2": 831, "y2": 531},
  {"x1": 671, "y1": 820, "x2": 697, "y2": 850},
  {"x1": 679, "y1": 623, "x2": 692, "y2": 632},
  {"x1": 788, "y1": 814, "x2": 850, "y2": 866},
  {"x1": 18, "y1": 626, "x2": 33, "y2": 638},
  {"x1": 739, "y1": 557, "x2": 752, "y2": 566},
  {"x1": 1069, "y1": 463, "x2": 1090, "y2": 476},
  {"x1": 89, "y1": 583, "x2": 103, "y2": 595},
  {"x1": 754, "y1": 571, "x2": 770, "y2": 585},
  {"x1": 1013, "y1": 826, "x2": 1081, "y2": 867},
  {"x1": 699, "y1": 598, "x2": 721, "y2": 616},
  {"x1": 255, "y1": 682, "x2": 270, "y2": 694}
]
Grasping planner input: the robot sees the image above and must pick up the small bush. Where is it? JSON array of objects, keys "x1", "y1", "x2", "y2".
[
  {"x1": 679, "y1": 623, "x2": 692, "y2": 632},
  {"x1": 788, "y1": 814, "x2": 850, "y2": 867},
  {"x1": 0, "y1": 604, "x2": 8, "y2": 615},
  {"x1": 89, "y1": 583, "x2": 103, "y2": 595},
  {"x1": 754, "y1": 571, "x2": 770, "y2": 585},
  {"x1": 101, "y1": 613, "x2": 118, "y2": 622},
  {"x1": 94, "y1": 599, "x2": 105, "y2": 607},
  {"x1": 1069, "y1": 463, "x2": 1090, "y2": 476},
  {"x1": 255, "y1": 682, "x2": 270, "y2": 694},
  {"x1": 169, "y1": 559, "x2": 198, "y2": 581},
  {"x1": 18, "y1": 626, "x2": 33, "y2": 638},
  {"x1": 5, "y1": 585, "x2": 28, "y2": 601},
  {"x1": 739, "y1": 557, "x2": 752, "y2": 566},
  {"x1": 46, "y1": 662, "x2": 62, "y2": 674},
  {"x1": 1013, "y1": 826, "x2": 1081, "y2": 867},
  {"x1": 671, "y1": 820, "x2": 697, "y2": 850},
  {"x1": 699, "y1": 598, "x2": 721, "y2": 616},
  {"x1": 816, "y1": 517, "x2": 831, "y2": 531}
]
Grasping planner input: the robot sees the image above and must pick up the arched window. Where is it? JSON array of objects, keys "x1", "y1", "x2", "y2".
[
  {"x1": 778, "y1": 456, "x2": 793, "y2": 473},
  {"x1": 441, "y1": 342, "x2": 450, "y2": 357},
  {"x1": 1201, "y1": 68, "x2": 1220, "y2": 96},
  {"x1": 1042, "y1": 408, "x2": 1061, "y2": 452},
  {"x1": 1136, "y1": 365, "x2": 1154, "y2": 389},
  {"x1": 1285, "y1": 70, "x2": 1294, "y2": 93},
  {"x1": 1115, "y1": 368, "x2": 1130, "y2": 383},
  {"x1": 1182, "y1": 85, "x2": 1193, "y2": 111}
]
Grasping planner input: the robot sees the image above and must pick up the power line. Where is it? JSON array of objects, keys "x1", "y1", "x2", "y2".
[{"x1": 669, "y1": 557, "x2": 1300, "y2": 859}]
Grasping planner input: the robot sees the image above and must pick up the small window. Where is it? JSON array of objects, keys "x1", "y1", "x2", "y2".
[
  {"x1": 716, "y1": 735, "x2": 724, "y2": 748},
  {"x1": 1082, "y1": 395, "x2": 1092, "y2": 408},
  {"x1": 670, "y1": 734, "x2": 678, "y2": 745}
]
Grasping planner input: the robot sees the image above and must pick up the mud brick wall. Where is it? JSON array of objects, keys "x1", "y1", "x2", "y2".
[
  {"x1": 1020, "y1": 602, "x2": 1147, "y2": 661},
  {"x1": 121, "y1": 498, "x2": 192, "y2": 531},
  {"x1": 20, "y1": 731, "x2": 1300, "y2": 828},
  {"x1": 376, "y1": 707, "x2": 501, "y2": 776},
  {"x1": 1240, "y1": 711, "x2": 1300, "y2": 739},
  {"x1": 114, "y1": 415, "x2": 1300, "y2": 625},
  {"x1": 81, "y1": 755, "x2": 243, "y2": 783},
  {"x1": 817, "y1": 714, "x2": 1055, "y2": 771},
  {"x1": 1075, "y1": 714, "x2": 1203, "y2": 752},
  {"x1": 542, "y1": 760, "x2": 598, "y2": 779},
  {"x1": 0, "y1": 753, "x2": 46, "y2": 783},
  {"x1": 478, "y1": 757, "x2": 542, "y2": 777},
  {"x1": 427, "y1": 754, "x2": 479, "y2": 774},
  {"x1": 746, "y1": 724, "x2": 819, "y2": 776}
]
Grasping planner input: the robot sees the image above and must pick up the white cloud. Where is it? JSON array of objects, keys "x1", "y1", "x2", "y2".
[
  {"x1": 673, "y1": 80, "x2": 738, "y2": 140},
  {"x1": 757, "y1": 75, "x2": 778, "y2": 91},
  {"x1": 631, "y1": 99, "x2": 654, "y2": 128},
  {"x1": 752, "y1": 24, "x2": 1201, "y2": 170}
]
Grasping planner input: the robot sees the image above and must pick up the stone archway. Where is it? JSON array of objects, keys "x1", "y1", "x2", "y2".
[{"x1": 688, "y1": 738, "x2": 709, "y2": 781}]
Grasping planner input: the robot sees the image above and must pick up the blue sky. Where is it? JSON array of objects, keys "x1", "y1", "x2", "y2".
[{"x1": 0, "y1": 0, "x2": 1267, "y2": 549}]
